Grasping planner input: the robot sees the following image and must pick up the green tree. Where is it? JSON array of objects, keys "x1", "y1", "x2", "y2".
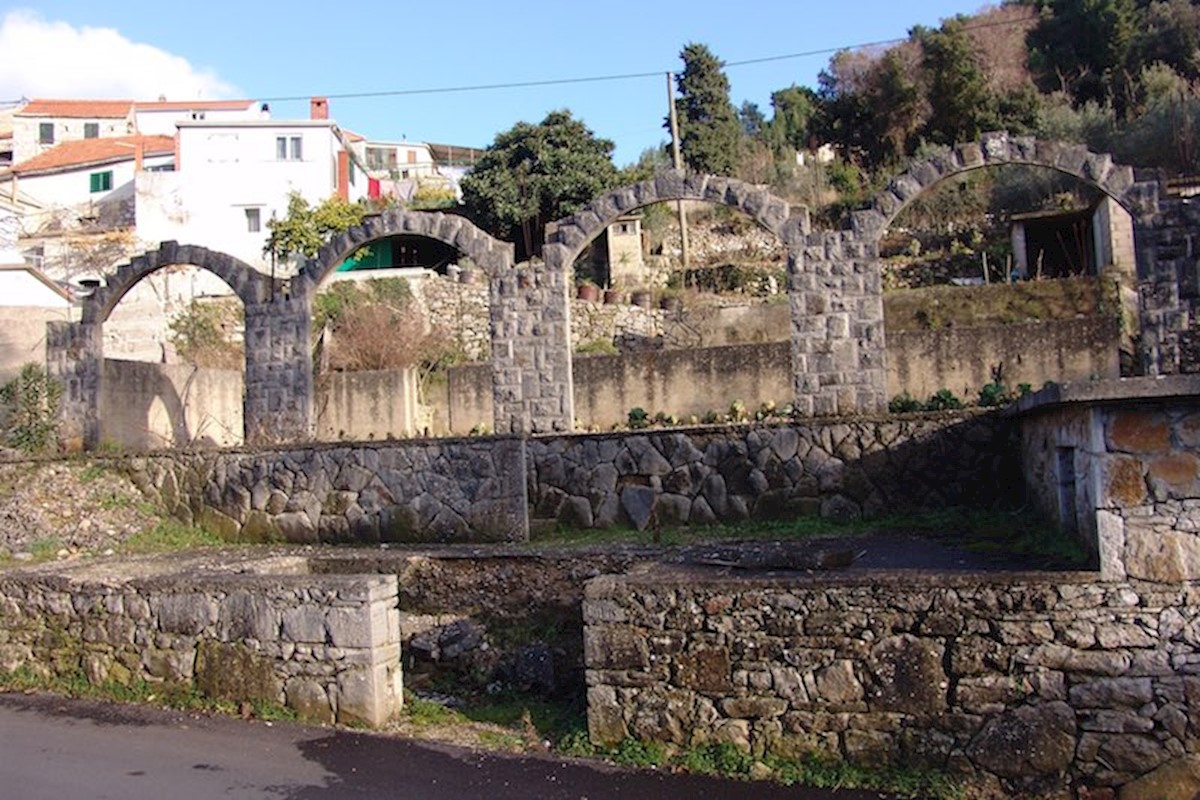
[
  {"x1": 918, "y1": 18, "x2": 998, "y2": 144},
  {"x1": 1026, "y1": 0, "x2": 1140, "y2": 116},
  {"x1": 460, "y1": 110, "x2": 619, "y2": 258},
  {"x1": 672, "y1": 43, "x2": 743, "y2": 175},
  {"x1": 767, "y1": 85, "x2": 819, "y2": 151},
  {"x1": 265, "y1": 193, "x2": 368, "y2": 260}
]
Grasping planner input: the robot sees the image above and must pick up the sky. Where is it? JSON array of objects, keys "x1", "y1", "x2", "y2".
[{"x1": 0, "y1": 1, "x2": 991, "y2": 165}]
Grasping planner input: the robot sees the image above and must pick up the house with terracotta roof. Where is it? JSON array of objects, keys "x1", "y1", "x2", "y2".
[
  {"x1": 12, "y1": 99, "x2": 136, "y2": 165},
  {"x1": 2, "y1": 134, "x2": 175, "y2": 228}
]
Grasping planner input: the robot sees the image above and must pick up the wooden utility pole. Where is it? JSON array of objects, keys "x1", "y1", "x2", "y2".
[{"x1": 666, "y1": 72, "x2": 690, "y2": 273}]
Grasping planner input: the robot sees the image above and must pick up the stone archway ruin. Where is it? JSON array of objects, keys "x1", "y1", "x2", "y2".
[
  {"x1": 832, "y1": 131, "x2": 1191, "y2": 380},
  {"x1": 49, "y1": 241, "x2": 279, "y2": 448},
  {"x1": 49, "y1": 139, "x2": 1199, "y2": 450}
]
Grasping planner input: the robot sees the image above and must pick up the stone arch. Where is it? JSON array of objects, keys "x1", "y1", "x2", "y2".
[
  {"x1": 850, "y1": 132, "x2": 1157, "y2": 241},
  {"x1": 81, "y1": 240, "x2": 271, "y2": 325},
  {"x1": 296, "y1": 208, "x2": 514, "y2": 295},
  {"x1": 546, "y1": 169, "x2": 804, "y2": 267}
]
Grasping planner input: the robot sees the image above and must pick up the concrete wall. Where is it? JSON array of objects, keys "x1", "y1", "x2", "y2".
[
  {"x1": 0, "y1": 564, "x2": 402, "y2": 727},
  {"x1": 584, "y1": 569, "x2": 1200, "y2": 798},
  {"x1": 0, "y1": 306, "x2": 71, "y2": 383},
  {"x1": 100, "y1": 359, "x2": 244, "y2": 449},
  {"x1": 315, "y1": 369, "x2": 420, "y2": 441},
  {"x1": 445, "y1": 317, "x2": 1122, "y2": 434}
]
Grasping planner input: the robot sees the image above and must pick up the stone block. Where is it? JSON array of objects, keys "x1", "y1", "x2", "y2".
[
  {"x1": 586, "y1": 685, "x2": 628, "y2": 746},
  {"x1": 282, "y1": 605, "x2": 327, "y2": 644},
  {"x1": 337, "y1": 663, "x2": 396, "y2": 727},
  {"x1": 867, "y1": 635, "x2": 947, "y2": 716},
  {"x1": 675, "y1": 647, "x2": 732, "y2": 693},
  {"x1": 1118, "y1": 755, "x2": 1200, "y2": 800},
  {"x1": 967, "y1": 701, "x2": 1076, "y2": 779}
]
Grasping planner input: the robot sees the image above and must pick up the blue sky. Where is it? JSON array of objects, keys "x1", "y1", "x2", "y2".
[{"x1": 1, "y1": 1, "x2": 989, "y2": 164}]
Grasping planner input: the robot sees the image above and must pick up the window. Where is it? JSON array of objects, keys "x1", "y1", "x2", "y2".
[
  {"x1": 38, "y1": 123, "x2": 54, "y2": 144},
  {"x1": 407, "y1": 149, "x2": 417, "y2": 164},
  {"x1": 276, "y1": 135, "x2": 303, "y2": 161},
  {"x1": 89, "y1": 171, "x2": 113, "y2": 193},
  {"x1": 245, "y1": 208, "x2": 261, "y2": 233},
  {"x1": 83, "y1": 123, "x2": 99, "y2": 139}
]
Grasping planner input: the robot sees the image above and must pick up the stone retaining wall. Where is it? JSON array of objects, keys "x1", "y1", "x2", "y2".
[
  {"x1": 0, "y1": 567, "x2": 401, "y2": 726},
  {"x1": 122, "y1": 437, "x2": 528, "y2": 544},
  {"x1": 584, "y1": 569, "x2": 1200, "y2": 798},
  {"x1": 527, "y1": 412, "x2": 1018, "y2": 530}
]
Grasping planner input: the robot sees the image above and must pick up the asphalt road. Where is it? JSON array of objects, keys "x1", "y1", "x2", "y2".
[{"x1": 0, "y1": 692, "x2": 895, "y2": 799}]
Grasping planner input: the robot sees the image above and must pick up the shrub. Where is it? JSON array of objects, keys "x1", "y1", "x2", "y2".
[
  {"x1": 924, "y1": 388, "x2": 963, "y2": 411},
  {"x1": 889, "y1": 392, "x2": 923, "y2": 413},
  {"x1": 627, "y1": 407, "x2": 650, "y2": 429},
  {"x1": 0, "y1": 363, "x2": 62, "y2": 454}
]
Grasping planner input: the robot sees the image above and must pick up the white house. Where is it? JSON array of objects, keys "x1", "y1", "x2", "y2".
[
  {"x1": 133, "y1": 99, "x2": 264, "y2": 136},
  {"x1": 363, "y1": 139, "x2": 437, "y2": 181},
  {"x1": 137, "y1": 98, "x2": 369, "y2": 270}
]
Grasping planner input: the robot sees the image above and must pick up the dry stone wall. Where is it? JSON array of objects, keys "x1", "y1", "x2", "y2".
[
  {"x1": 122, "y1": 438, "x2": 528, "y2": 544},
  {"x1": 584, "y1": 569, "x2": 1200, "y2": 798},
  {"x1": 0, "y1": 567, "x2": 401, "y2": 727},
  {"x1": 527, "y1": 413, "x2": 1018, "y2": 530}
]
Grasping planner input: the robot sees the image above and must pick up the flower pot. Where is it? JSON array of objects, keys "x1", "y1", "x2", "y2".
[
  {"x1": 660, "y1": 296, "x2": 682, "y2": 312},
  {"x1": 603, "y1": 289, "x2": 623, "y2": 305},
  {"x1": 630, "y1": 290, "x2": 653, "y2": 309},
  {"x1": 576, "y1": 284, "x2": 601, "y2": 302},
  {"x1": 458, "y1": 268, "x2": 479, "y2": 285}
]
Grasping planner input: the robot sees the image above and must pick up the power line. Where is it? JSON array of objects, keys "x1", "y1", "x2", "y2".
[{"x1": 255, "y1": 15, "x2": 1034, "y2": 104}]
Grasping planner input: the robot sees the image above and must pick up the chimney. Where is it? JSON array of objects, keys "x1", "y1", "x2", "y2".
[
  {"x1": 134, "y1": 138, "x2": 144, "y2": 172},
  {"x1": 310, "y1": 97, "x2": 329, "y2": 120},
  {"x1": 337, "y1": 151, "x2": 350, "y2": 200}
]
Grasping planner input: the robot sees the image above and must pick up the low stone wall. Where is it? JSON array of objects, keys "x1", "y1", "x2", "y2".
[
  {"x1": 0, "y1": 564, "x2": 401, "y2": 726},
  {"x1": 527, "y1": 412, "x2": 1018, "y2": 529},
  {"x1": 584, "y1": 568, "x2": 1200, "y2": 798},
  {"x1": 122, "y1": 437, "x2": 528, "y2": 544}
]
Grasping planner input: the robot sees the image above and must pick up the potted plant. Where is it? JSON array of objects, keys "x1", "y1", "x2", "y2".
[
  {"x1": 603, "y1": 287, "x2": 623, "y2": 304},
  {"x1": 576, "y1": 280, "x2": 601, "y2": 302},
  {"x1": 659, "y1": 288, "x2": 683, "y2": 312},
  {"x1": 630, "y1": 288, "x2": 653, "y2": 309}
]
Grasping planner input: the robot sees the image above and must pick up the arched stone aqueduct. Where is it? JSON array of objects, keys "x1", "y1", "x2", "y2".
[{"x1": 49, "y1": 133, "x2": 1195, "y2": 447}]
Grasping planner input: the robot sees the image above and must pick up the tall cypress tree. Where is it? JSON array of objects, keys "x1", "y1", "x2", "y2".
[{"x1": 673, "y1": 43, "x2": 743, "y2": 176}]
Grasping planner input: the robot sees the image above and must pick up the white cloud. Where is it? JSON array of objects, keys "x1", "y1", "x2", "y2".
[{"x1": 0, "y1": 9, "x2": 240, "y2": 102}]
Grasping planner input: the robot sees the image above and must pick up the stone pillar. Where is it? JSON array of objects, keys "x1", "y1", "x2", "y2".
[
  {"x1": 46, "y1": 320, "x2": 102, "y2": 450},
  {"x1": 1134, "y1": 193, "x2": 1200, "y2": 376},
  {"x1": 243, "y1": 297, "x2": 313, "y2": 445},
  {"x1": 490, "y1": 248, "x2": 574, "y2": 434},
  {"x1": 788, "y1": 233, "x2": 887, "y2": 416}
]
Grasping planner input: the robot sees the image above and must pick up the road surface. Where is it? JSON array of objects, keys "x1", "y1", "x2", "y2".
[{"x1": 0, "y1": 692, "x2": 896, "y2": 799}]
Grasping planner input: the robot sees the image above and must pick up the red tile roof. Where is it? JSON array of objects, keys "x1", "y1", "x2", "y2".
[
  {"x1": 134, "y1": 100, "x2": 256, "y2": 112},
  {"x1": 18, "y1": 99, "x2": 134, "y2": 119},
  {"x1": 14, "y1": 135, "x2": 175, "y2": 175},
  {"x1": 342, "y1": 129, "x2": 366, "y2": 142}
]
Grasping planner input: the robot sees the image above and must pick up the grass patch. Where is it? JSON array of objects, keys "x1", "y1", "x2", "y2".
[
  {"x1": 766, "y1": 753, "x2": 963, "y2": 800},
  {"x1": 0, "y1": 666, "x2": 295, "y2": 722},
  {"x1": 27, "y1": 537, "x2": 63, "y2": 560},
  {"x1": 403, "y1": 693, "x2": 465, "y2": 726},
  {"x1": 78, "y1": 464, "x2": 108, "y2": 483},
  {"x1": 118, "y1": 520, "x2": 227, "y2": 554},
  {"x1": 532, "y1": 506, "x2": 1084, "y2": 567},
  {"x1": 459, "y1": 693, "x2": 587, "y2": 746}
]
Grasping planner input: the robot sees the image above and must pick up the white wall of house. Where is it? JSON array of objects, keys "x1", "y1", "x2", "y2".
[
  {"x1": 0, "y1": 267, "x2": 70, "y2": 307},
  {"x1": 134, "y1": 105, "x2": 262, "y2": 137},
  {"x1": 138, "y1": 120, "x2": 365, "y2": 269},
  {"x1": 15, "y1": 154, "x2": 173, "y2": 209},
  {"x1": 12, "y1": 116, "x2": 131, "y2": 164},
  {"x1": 364, "y1": 141, "x2": 437, "y2": 179}
]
